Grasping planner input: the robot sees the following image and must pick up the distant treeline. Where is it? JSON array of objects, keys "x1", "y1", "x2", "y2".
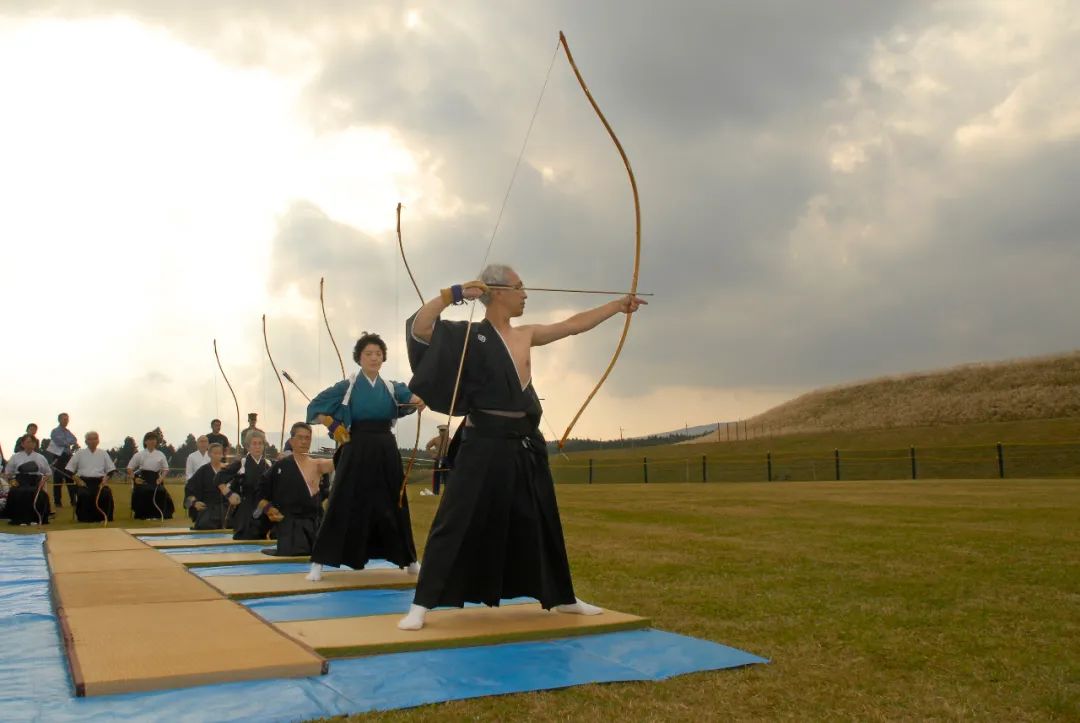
[{"x1": 549, "y1": 434, "x2": 694, "y2": 453}]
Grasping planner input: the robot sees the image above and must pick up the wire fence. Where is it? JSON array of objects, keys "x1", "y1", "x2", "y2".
[
  {"x1": 547, "y1": 441, "x2": 1080, "y2": 484},
  {"x1": 104, "y1": 441, "x2": 1078, "y2": 488}
]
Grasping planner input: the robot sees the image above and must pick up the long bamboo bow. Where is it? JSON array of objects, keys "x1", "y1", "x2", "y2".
[
  {"x1": 443, "y1": 31, "x2": 643, "y2": 450},
  {"x1": 396, "y1": 203, "x2": 424, "y2": 507},
  {"x1": 213, "y1": 339, "x2": 242, "y2": 459},
  {"x1": 94, "y1": 475, "x2": 108, "y2": 527},
  {"x1": 262, "y1": 315, "x2": 288, "y2": 453},
  {"x1": 320, "y1": 277, "x2": 346, "y2": 380},
  {"x1": 554, "y1": 31, "x2": 642, "y2": 449}
]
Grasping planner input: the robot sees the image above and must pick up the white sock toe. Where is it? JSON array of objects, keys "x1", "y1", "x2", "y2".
[
  {"x1": 397, "y1": 604, "x2": 428, "y2": 631},
  {"x1": 555, "y1": 598, "x2": 603, "y2": 616},
  {"x1": 305, "y1": 563, "x2": 323, "y2": 582}
]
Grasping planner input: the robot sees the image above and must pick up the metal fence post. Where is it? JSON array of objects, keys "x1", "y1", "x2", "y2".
[
  {"x1": 910, "y1": 446, "x2": 917, "y2": 480},
  {"x1": 643, "y1": 456, "x2": 648, "y2": 484},
  {"x1": 997, "y1": 443, "x2": 1005, "y2": 478},
  {"x1": 702, "y1": 454, "x2": 707, "y2": 482},
  {"x1": 834, "y1": 449, "x2": 841, "y2": 481},
  {"x1": 588, "y1": 458, "x2": 593, "y2": 484},
  {"x1": 767, "y1": 451, "x2": 772, "y2": 481}
]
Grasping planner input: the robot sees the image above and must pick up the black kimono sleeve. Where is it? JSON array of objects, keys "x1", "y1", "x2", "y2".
[
  {"x1": 256, "y1": 463, "x2": 275, "y2": 506},
  {"x1": 317, "y1": 472, "x2": 330, "y2": 504},
  {"x1": 215, "y1": 460, "x2": 242, "y2": 495},
  {"x1": 405, "y1": 312, "x2": 471, "y2": 416},
  {"x1": 183, "y1": 474, "x2": 197, "y2": 508}
]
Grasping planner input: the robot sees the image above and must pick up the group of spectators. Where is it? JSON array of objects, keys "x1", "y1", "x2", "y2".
[{"x1": 0, "y1": 413, "x2": 268, "y2": 525}]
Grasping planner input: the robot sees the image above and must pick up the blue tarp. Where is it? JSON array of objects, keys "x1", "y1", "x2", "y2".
[
  {"x1": 0, "y1": 532, "x2": 767, "y2": 720},
  {"x1": 162, "y1": 544, "x2": 277, "y2": 555},
  {"x1": 244, "y1": 588, "x2": 532, "y2": 622},
  {"x1": 192, "y1": 560, "x2": 393, "y2": 577}
]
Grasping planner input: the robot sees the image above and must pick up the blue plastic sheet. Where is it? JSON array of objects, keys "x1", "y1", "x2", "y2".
[
  {"x1": 193, "y1": 560, "x2": 394, "y2": 577},
  {"x1": 193, "y1": 562, "x2": 318, "y2": 576},
  {"x1": 0, "y1": 533, "x2": 48, "y2": 582},
  {"x1": 244, "y1": 588, "x2": 532, "y2": 622},
  {"x1": 0, "y1": 532, "x2": 767, "y2": 721},
  {"x1": 162, "y1": 544, "x2": 277, "y2": 555}
]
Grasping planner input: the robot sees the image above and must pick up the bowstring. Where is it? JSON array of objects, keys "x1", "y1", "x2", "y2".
[{"x1": 444, "y1": 38, "x2": 561, "y2": 435}]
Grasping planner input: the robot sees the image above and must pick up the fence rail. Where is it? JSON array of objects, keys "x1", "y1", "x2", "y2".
[
  {"x1": 131, "y1": 443, "x2": 1080, "y2": 487},
  {"x1": 548, "y1": 441, "x2": 1080, "y2": 484}
]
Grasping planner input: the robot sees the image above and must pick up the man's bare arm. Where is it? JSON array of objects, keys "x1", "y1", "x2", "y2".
[{"x1": 530, "y1": 295, "x2": 647, "y2": 347}]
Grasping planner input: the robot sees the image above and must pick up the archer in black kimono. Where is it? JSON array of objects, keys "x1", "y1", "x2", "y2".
[
  {"x1": 397, "y1": 270, "x2": 646, "y2": 630},
  {"x1": 183, "y1": 444, "x2": 231, "y2": 530},
  {"x1": 257, "y1": 424, "x2": 332, "y2": 557},
  {"x1": 216, "y1": 435, "x2": 271, "y2": 540}
]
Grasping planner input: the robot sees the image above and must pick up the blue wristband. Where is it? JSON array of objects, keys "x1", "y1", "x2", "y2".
[{"x1": 451, "y1": 284, "x2": 464, "y2": 304}]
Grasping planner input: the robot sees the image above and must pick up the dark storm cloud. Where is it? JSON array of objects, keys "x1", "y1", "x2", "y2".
[{"x1": 7, "y1": 0, "x2": 1078, "y2": 407}]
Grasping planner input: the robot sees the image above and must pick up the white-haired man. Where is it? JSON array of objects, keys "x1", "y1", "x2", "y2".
[
  {"x1": 398, "y1": 263, "x2": 646, "y2": 630},
  {"x1": 66, "y1": 431, "x2": 116, "y2": 522}
]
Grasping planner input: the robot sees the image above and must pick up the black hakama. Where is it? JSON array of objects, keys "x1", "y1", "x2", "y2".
[
  {"x1": 258, "y1": 458, "x2": 329, "y2": 557},
  {"x1": 405, "y1": 314, "x2": 576, "y2": 610},
  {"x1": 183, "y1": 465, "x2": 230, "y2": 530},
  {"x1": 413, "y1": 414, "x2": 574, "y2": 609},
  {"x1": 131, "y1": 470, "x2": 174, "y2": 520},
  {"x1": 218, "y1": 455, "x2": 271, "y2": 540},
  {"x1": 74, "y1": 477, "x2": 114, "y2": 522},
  {"x1": 310, "y1": 421, "x2": 417, "y2": 569},
  {"x1": 6, "y1": 465, "x2": 50, "y2": 526}
]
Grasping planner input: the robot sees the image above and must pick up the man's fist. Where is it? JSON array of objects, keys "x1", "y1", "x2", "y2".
[
  {"x1": 440, "y1": 281, "x2": 489, "y2": 305},
  {"x1": 617, "y1": 295, "x2": 648, "y2": 314}
]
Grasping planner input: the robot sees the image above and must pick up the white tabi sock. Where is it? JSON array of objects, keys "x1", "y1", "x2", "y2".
[
  {"x1": 555, "y1": 598, "x2": 603, "y2": 616},
  {"x1": 406, "y1": 561, "x2": 420, "y2": 575},
  {"x1": 305, "y1": 563, "x2": 323, "y2": 582},
  {"x1": 397, "y1": 604, "x2": 428, "y2": 630}
]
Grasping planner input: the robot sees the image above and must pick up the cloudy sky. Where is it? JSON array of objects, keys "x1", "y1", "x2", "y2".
[{"x1": 2, "y1": 1, "x2": 1078, "y2": 452}]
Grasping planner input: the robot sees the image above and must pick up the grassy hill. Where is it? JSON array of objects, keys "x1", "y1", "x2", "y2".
[{"x1": 685, "y1": 350, "x2": 1080, "y2": 442}]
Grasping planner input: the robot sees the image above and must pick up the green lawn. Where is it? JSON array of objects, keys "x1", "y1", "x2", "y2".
[
  {"x1": 13, "y1": 478, "x2": 1079, "y2": 721},
  {"x1": 365, "y1": 479, "x2": 1079, "y2": 721}
]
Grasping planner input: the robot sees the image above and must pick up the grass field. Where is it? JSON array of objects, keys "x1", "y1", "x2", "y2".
[{"x1": 13, "y1": 476, "x2": 1079, "y2": 721}]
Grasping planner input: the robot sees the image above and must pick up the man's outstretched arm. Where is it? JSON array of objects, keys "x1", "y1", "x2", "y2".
[{"x1": 529, "y1": 295, "x2": 647, "y2": 347}]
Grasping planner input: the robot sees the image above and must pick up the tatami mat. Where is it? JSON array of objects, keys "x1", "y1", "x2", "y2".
[
  {"x1": 45, "y1": 528, "x2": 148, "y2": 553},
  {"x1": 53, "y1": 567, "x2": 223, "y2": 608},
  {"x1": 47, "y1": 548, "x2": 184, "y2": 574},
  {"x1": 45, "y1": 529, "x2": 327, "y2": 696},
  {"x1": 61, "y1": 600, "x2": 326, "y2": 696},
  {"x1": 274, "y1": 603, "x2": 649, "y2": 657}
]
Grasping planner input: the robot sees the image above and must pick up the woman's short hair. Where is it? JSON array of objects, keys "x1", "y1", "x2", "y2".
[{"x1": 353, "y1": 332, "x2": 388, "y2": 363}]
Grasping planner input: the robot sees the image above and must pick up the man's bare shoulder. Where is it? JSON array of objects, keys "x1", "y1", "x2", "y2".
[{"x1": 506, "y1": 323, "x2": 539, "y2": 344}]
